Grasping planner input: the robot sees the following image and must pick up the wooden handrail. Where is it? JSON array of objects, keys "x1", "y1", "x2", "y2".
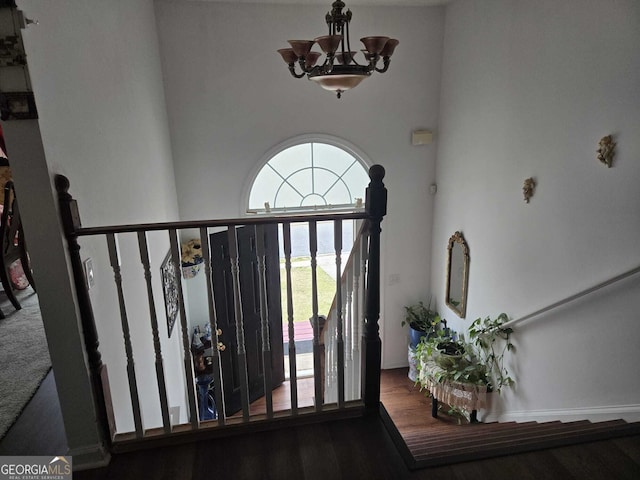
[
  {"x1": 74, "y1": 211, "x2": 369, "y2": 236},
  {"x1": 502, "y1": 264, "x2": 640, "y2": 329}
]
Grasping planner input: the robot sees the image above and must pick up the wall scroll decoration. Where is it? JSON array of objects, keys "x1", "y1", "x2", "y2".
[
  {"x1": 160, "y1": 250, "x2": 179, "y2": 338},
  {"x1": 597, "y1": 135, "x2": 616, "y2": 168},
  {"x1": 523, "y1": 177, "x2": 536, "y2": 203}
]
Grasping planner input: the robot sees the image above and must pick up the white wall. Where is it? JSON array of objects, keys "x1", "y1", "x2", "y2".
[
  {"x1": 154, "y1": 1, "x2": 445, "y2": 369},
  {"x1": 432, "y1": 0, "x2": 640, "y2": 421},
  {"x1": 13, "y1": 0, "x2": 186, "y2": 466}
]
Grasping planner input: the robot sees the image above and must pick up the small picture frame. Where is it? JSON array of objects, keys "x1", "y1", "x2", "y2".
[
  {"x1": 160, "y1": 250, "x2": 179, "y2": 338},
  {"x1": 0, "y1": 92, "x2": 38, "y2": 120}
]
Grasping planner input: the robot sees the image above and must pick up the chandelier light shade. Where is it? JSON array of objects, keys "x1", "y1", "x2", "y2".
[{"x1": 277, "y1": 1, "x2": 399, "y2": 98}]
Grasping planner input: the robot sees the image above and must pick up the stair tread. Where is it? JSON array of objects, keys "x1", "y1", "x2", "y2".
[
  {"x1": 401, "y1": 420, "x2": 538, "y2": 436},
  {"x1": 409, "y1": 421, "x2": 640, "y2": 459},
  {"x1": 413, "y1": 433, "x2": 631, "y2": 457},
  {"x1": 403, "y1": 420, "x2": 591, "y2": 444},
  {"x1": 409, "y1": 420, "x2": 633, "y2": 447}
]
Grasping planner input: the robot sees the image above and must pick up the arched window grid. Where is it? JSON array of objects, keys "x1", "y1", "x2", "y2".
[
  {"x1": 245, "y1": 135, "x2": 371, "y2": 215},
  {"x1": 272, "y1": 165, "x2": 354, "y2": 210}
]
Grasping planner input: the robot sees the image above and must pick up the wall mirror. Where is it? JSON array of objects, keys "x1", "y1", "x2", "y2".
[{"x1": 445, "y1": 231, "x2": 470, "y2": 318}]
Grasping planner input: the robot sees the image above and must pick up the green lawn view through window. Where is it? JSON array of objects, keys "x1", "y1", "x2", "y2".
[{"x1": 280, "y1": 262, "x2": 335, "y2": 324}]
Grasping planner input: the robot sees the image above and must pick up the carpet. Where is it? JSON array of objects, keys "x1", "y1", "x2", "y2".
[{"x1": 0, "y1": 288, "x2": 51, "y2": 439}]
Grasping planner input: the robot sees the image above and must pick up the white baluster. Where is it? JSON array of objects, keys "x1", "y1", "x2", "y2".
[{"x1": 345, "y1": 264, "x2": 354, "y2": 401}]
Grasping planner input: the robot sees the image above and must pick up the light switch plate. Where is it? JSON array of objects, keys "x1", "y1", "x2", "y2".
[{"x1": 83, "y1": 257, "x2": 95, "y2": 289}]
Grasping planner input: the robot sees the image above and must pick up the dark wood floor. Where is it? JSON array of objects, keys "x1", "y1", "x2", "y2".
[
  {"x1": 0, "y1": 369, "x2": 68, "y2": 456},
  {"x1": 3, "y1": 367, "x2": 640, "y2": 479},
  {"x1": 73, "y1": 416, "x2": 640, "y2": 480}
]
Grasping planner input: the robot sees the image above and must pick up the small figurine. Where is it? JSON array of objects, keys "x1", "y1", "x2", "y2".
[
  {"x1": 597, "y1": 135, "x2": 616, "y2": 168},
  {"x1": 523, "y1": 177, "x2": 536, "y2": 203}
]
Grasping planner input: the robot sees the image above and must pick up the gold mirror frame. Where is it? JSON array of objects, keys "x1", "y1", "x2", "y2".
[{"x1": 445, "y1": 231, "x2": 470, "y2": 318}]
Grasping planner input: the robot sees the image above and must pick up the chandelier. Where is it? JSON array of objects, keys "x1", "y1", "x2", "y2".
[{"x1": 277, "y1": 1, "x2": 399, "y2": 98}]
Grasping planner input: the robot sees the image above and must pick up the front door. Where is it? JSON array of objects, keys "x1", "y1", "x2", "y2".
[{"x1": 210, "y1": 224, "x2": 284, "y2": 416}]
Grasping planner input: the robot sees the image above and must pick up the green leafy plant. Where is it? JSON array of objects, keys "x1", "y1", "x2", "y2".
[
  {"x1": 416, "y1": 335, "x2": 489, "y2": 386},
  {"x1": 415, "y1": 313, "x2": 516, "y2": 391},
  {"x1": 467, "y1": 313, "x2": 515, "y2": 393},
  {"x1": 413, "y1": 314, "x2": 516, "y2": 424},
  {"x1": 402, "y1": 300, "x2": 442, "y2": 335}
]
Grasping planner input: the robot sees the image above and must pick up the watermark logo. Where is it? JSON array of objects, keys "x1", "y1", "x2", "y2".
[{"x1": 0, "y1": 456, "x2": 72, "y2": 479}]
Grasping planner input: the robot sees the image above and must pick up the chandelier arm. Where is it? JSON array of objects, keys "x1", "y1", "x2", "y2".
[
  {"x1": 298, "y1": 58, "x2": 318, "y2": 75},
  {"x1": 288, "y1": 63, "x2": 307, "y2": 79},
  {"x1": 375, "y1": 57, "x2": 391, "y2": 74},
  {"x1": 366, "y1": 54, "x2": 380, "y2": 73},
  {"x1": 319, "y1": 55, "x2": 335, "y2": 75}
]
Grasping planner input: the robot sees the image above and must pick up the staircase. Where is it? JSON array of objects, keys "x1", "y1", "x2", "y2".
[
  {"x1": 379, "y1": 368, "x2": 640, "y2": 470},
  {"x1": 395, "y1": 417, "x2": 640, "y2": 470}
]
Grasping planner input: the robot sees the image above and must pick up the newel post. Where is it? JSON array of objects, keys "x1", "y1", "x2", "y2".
[
  {"x1": 54, "y1": 174, "x2": 112, "y2": 448},
  {"x1": 362, "y1": 164, "x2": 387, "y2": 411}
]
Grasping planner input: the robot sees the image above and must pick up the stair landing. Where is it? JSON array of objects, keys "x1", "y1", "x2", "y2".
[{"x1": 380, "y1": 368, "x2": 640, "y2": 470}]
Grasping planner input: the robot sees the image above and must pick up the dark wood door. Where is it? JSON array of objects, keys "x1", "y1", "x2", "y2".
[{"x1": 210, "y1": 224, "x2": 284, "y2": 417}]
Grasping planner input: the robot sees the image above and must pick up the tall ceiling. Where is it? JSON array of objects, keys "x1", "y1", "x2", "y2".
[{"x1": 188, "y1": 1, "x2": 450, "y2": 6}]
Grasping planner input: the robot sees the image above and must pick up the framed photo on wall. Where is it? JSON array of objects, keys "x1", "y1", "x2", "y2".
[{"x1": 160, "y1": 250, "x2": 179, "y2": 338}]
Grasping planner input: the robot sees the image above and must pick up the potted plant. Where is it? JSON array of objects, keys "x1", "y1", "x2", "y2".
[
  {"x1": 433, "y1": 339, "x2": 465, "y2": 370},
  {"x1": 402, "y1": 300, "x2": 443, "y2": 349},
  {"x1": 417, "y1": 313, "x2": 515, "y2": 392},
  {"x1": 415, "y1": 313, "x2": 515, "y2": 422},
  {"x1": 403, "y1": 301, "x2": 444, "y2": 381}
]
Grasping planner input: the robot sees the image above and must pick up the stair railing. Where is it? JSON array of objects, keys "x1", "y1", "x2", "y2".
[
  {"x1": 502, "y1": 264, "x2": 640, "y2": 329},
  {"x1": 323, "y1": 220, "x2": 368, "y2": 405},
  {"x1": 54, "y1": 164, "x2": 386, "y2": 450}
]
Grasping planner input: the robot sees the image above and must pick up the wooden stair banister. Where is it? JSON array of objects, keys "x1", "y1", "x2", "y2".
[
  {"x1": 54, "y1": 164, "x2": 387, "y2": 451},
  {"x1": 323, "y1": 220, "x2": 369, "y2": 332},
  {"x1": 362, "y1": 164, "x2": 386, "y2": 410},
  {"x1": 321, "y1": 220, "x2": 368, "y2": 404},
  {"x1": 319, "y1": 166, "x2": 387, "y2": 409},
  {"x1": 54, "y1": 175, "x2": 113, "y2": 448}
]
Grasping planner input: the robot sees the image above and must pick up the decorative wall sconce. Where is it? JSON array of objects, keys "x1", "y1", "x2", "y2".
[
  {"x1": 597, "y1": 135, "x2": 616, "y2": 168},
  {"x1": 523, "y1": 177, "x2": 536, "y2": 203}
]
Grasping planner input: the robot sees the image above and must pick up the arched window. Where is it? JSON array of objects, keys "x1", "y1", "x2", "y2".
[{"x1": 247, "y1": 135, "x2": 370, "y2": 214}]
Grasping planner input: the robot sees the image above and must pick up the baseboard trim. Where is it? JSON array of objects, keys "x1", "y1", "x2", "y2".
[
  {"x1": 382, "y1": 362, "x2": 409, "y2": 370},
  {"x1": 68, "y1": 443, "x2": 110, "y2": 471},
  {"x1": 483, "y1": 403, "x2": 640, "y2": 424}
]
